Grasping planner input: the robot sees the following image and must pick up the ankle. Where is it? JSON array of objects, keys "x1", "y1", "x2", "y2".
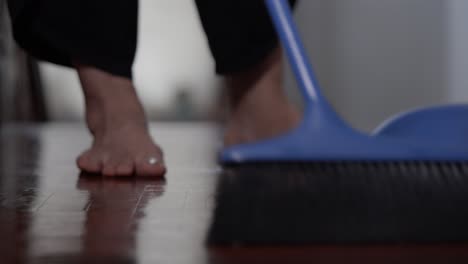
[
  {"x1": 75, "y1": 64, "x2": 148, "y2": 135},
  {"x1": 76, "y1": 63, "x2": 136, "y2": 101},
  {"x1": 225, "y1": 47, "x2": 285, "y2": 109}
]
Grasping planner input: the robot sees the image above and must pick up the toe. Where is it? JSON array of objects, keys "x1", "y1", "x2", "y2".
[
  {"x1": 115, "y1": 160, "x2": 134, "y2": 177},
  {"x1": 135, "y1": 155, "x2": 166, "y2": 177},
  {"x1": 102, "y1": 157, "x2": 119, "y2": 177},
  {"x1": 77, "y1": 150, "x2": 101, "y2": 173},
  {"x1": 137, "y1": 163, "x2": 166, "y2": 177},
  {"x1": 102, "y1": 165, "x2": 117, "y2": 177}
]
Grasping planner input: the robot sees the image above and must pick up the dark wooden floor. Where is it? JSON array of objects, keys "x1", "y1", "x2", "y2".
[{"x1": 2, "y1": 123, "x2": 468, "y2": 264}]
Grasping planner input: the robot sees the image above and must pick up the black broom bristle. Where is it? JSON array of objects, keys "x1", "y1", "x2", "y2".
[{"x1": 207, "y1": 161, "x2": 468, "y2": 246}]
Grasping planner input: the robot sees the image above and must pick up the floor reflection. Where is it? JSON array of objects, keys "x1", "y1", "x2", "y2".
[
  {"x1": 26, "y1": 175, "x2": 165, "y2": 264},
  {"x1": 1, "y1": 126, "x2": 168, "y2": 263},
  {"x1": 76, "y1": 175, "x2": 165, "y2": 263},
  {"x1": 0, "y1": 127, "x2": 43, "y2": 264}
]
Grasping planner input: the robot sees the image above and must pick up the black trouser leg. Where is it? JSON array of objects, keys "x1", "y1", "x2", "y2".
[
  {"x1": 7, "y1": 0, "x2": 138, "y2": 78},
  {"x1": 195, "y1": 0, "x2": 297, "y2": 75},
  {"x1": 7, "y1": 0, "x2": 297, "y2": 78}
]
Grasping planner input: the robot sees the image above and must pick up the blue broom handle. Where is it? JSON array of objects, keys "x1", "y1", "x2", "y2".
[{"x1": 265, "y1": 0, "x2": 324, "y2": 105}]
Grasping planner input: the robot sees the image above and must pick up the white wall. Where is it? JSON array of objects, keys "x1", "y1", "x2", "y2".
[
  {"x1": 447, "y1": 0, "x2": 468, "y2": 102},
  {"x1": 288, "y1": 0, "x2": 448, "y2": 131},
  {"x1": 133, "y1": 0, "x2": 220, "y2": 118}
]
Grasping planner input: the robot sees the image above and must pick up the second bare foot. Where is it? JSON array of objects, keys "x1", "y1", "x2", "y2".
[{"x1": 223, "y1": 47, "x2": 301, "y2": 146}]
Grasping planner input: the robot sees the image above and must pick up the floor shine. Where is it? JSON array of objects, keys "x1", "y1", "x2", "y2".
[{"x1": 1, "y1": 122, "x2": 468, "y2": 264}]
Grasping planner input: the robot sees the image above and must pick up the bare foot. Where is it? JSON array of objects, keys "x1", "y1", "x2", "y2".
[
  {"x1": 223, "y1": 47, "x2": 301, "y2": 146},
  {"x1": 75, "y1": 65, "x2": 166, "y2": 177}
]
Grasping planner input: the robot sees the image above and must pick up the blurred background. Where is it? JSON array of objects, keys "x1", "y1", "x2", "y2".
[{"x1": 1, "y1": 0, "x2": 468, "y2": 131}]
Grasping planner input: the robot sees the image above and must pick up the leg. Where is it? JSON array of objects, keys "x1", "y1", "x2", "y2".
[
  {"x1": 195, "y1": 0, "x2": 301, "y2": 145},
  {"x1": 8, "y1": 0, "x2": 165, "y2": 177}
]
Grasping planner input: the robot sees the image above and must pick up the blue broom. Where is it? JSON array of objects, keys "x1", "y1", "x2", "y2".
[
  {"x1": 221, "y1": 0, "x2": 468, "y2": 163},
  {"x1": 208, "y1": 0, "x2": 468, "y2": 245}
]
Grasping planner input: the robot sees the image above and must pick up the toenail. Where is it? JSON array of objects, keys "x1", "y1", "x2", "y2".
[{"x1": 147, "y1": 157, "x2": 159, "y2": 165}]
